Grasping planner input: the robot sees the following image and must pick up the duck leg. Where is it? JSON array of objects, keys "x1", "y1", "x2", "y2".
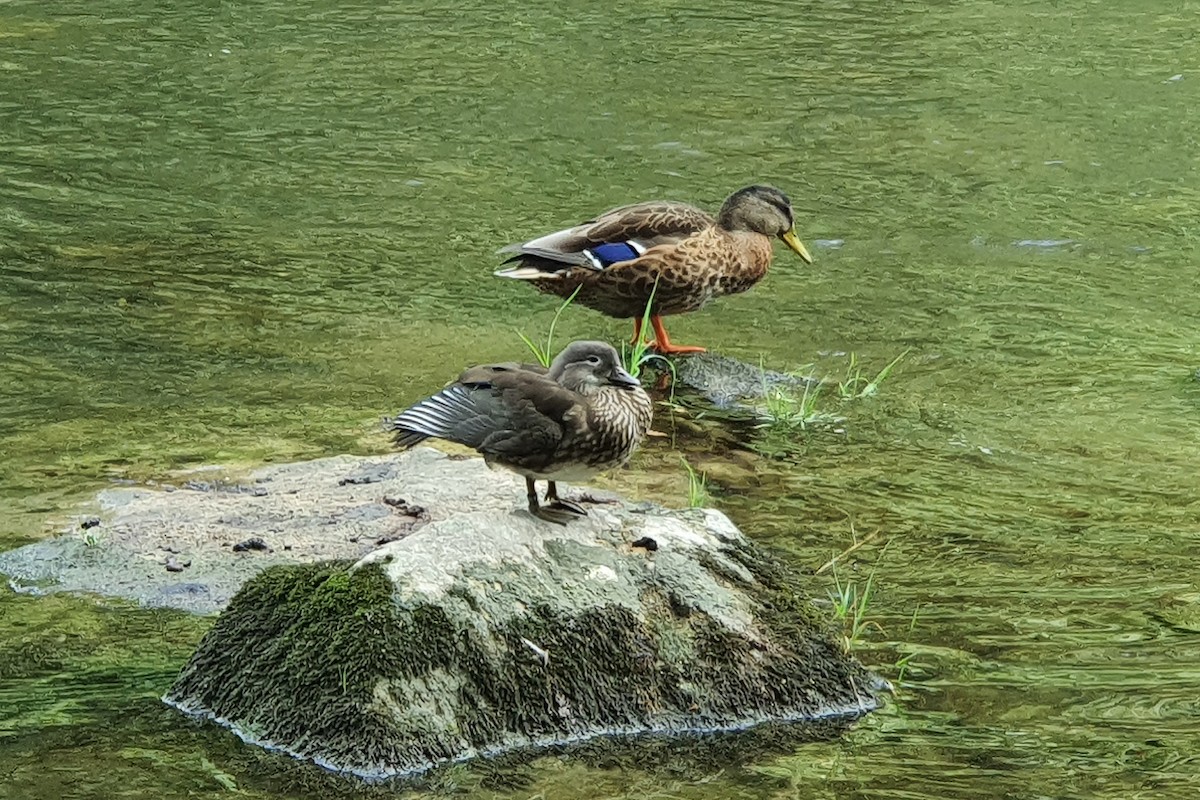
[
  {"x1": 631, "y1": 316, "x2": 645, "y2": 346},
  {"x1": 545, "y1": 481, "x2": 587, "y2": 516},
  {"x1": 648, "y1": 315, "x2": 706, "y2": 355},
  {"x1": 526, "y1": 477, "x2": 578, "y2": 525}
]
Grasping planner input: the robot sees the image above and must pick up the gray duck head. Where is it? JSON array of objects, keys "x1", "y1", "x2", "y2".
[{"x1": 549, "y1": 341, "x2": 640, "y2": 393}]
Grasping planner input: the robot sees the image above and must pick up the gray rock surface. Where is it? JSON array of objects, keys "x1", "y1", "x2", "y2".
[{"x1": 0, "y1": 452, "x2": 451, "y2": 613}]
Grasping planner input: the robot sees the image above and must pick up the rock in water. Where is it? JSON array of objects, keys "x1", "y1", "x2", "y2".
[
  {"x1": 162, "y1": 449, "x2": 881, "y2": 778},
  {"x1": 671, "y1": 352, "x2": 818, "y2": 409}
]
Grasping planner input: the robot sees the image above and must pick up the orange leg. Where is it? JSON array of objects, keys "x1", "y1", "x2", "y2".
[
  {"x1": 648, "y1": 315, "x2": 706, "y2": 355},
  {"x1": 631, "y1": 316, "x2": 645, "y2": 346}
]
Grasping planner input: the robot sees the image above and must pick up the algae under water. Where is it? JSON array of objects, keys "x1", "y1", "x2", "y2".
[{"x1": 2, "y1": 0, "x2": 1200, "y2": 798}]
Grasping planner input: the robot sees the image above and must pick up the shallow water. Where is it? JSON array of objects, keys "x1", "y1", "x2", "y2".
[{"x1": 3, "y1": 0, "x2": 1200, "y2": 797}]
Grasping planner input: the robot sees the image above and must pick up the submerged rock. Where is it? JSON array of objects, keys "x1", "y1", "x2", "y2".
[{"x1": 672, "y1": 352, "x2": 817, "y2": 410}]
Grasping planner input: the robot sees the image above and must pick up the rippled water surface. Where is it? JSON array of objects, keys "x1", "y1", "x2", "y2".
[{"x1": 3, "y1": 1, "x2": 1200, "y2": 798}]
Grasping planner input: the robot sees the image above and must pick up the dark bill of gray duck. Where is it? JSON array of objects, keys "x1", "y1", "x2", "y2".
[{"x1": 387, "y1": 341, "x2": 653, "y2": 524}]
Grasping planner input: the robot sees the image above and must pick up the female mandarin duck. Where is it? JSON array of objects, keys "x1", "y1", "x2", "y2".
[
  {"x1": 495, "y1": 185, "x2": 813, "y2": 354},
  {"x1": 389, "y1": 341, "x2": 653, "y2": 525}
]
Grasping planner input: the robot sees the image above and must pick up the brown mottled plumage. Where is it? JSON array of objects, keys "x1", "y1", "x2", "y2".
[
  {"x1": 388, "y1": 341, "x2": 652, "y2": 525},
  {"x1": 495, "y1": 185, "x2": 813, "y2": 354}
]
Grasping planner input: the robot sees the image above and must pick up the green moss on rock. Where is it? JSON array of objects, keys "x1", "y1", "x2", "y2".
[{"x1": 166, "y1": 528, "x2": 878, "y2": 779}]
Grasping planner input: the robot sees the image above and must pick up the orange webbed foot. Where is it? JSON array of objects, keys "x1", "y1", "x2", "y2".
[
  {"x1": 648, "y1": 342, "x2": 707, "y2": 355},
  {"x1": 647, "y1": 314, "x2": 706, "y2": 355}
]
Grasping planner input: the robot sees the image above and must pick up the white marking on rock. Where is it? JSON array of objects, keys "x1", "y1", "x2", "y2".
[{"x1": 587, "y1": 565, "x2": 618, "y2": 583}]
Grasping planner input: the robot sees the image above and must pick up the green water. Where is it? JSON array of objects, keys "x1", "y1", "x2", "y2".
[{"x1": 3, "y1": 0, "x2": 1200, "y2": 796}]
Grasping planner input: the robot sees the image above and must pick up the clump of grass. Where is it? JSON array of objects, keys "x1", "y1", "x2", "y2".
[
  {"x1": 821, "y1": 537, "x2": 892, "y2": 652},
  {"x1": 818, "y1": 532, "x2": 927, "y2": 691},
  {"x1": 680, "y1": 457, "x2": 709, "y2": 508},
  {"x1": 756, "y1": 350, "x2": 908, "y2": 434},
  {"x1": 757, "y1": 356, "x2": 842, "y2": 430},
  {"x1": 514, "y1": 282, "x2": 674, "y2": 393},
  {"x1": 837, "y1": 350, "x2": 909, "y2": 400},
  {"x1": 827, "y1": 559, "x2": 882, "y2": 652},
  {"x1": 516, "y1": 285, "x2": 582, "y2": 367},
  {"x1": 761, "y1": 377, "x2": 831, "y2": 430}
]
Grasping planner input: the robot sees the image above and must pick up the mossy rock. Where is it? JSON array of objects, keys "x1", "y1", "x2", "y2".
[
  {"x1": 165, "y1": 489, "x2": 880, "y2": 779},
  {"x1": 671, "y1": 352, "x2": 818, "y2": 410}
]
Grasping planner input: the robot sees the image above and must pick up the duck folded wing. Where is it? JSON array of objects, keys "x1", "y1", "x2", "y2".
[
  {"x1": 455, "y1": 362, "x2": 548, "y2": 384},
  {"x1": 581, "y1": 200, "x2": 716, "y2": 249},
  {"x1": 498, "y1": 201, "x2": 715, "y2": 273},
  {"x1": 390, "y1": 371, "x2": 582, "y2": 463}
]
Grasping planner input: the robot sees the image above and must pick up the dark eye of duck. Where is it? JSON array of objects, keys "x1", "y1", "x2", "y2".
[{"x1": 586, "y1": 355, "x2": 602, "y2": 366}]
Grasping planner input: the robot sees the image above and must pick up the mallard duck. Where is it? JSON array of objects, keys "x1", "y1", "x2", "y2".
[
  {"x1": 495, "y1": 185, "x2": 813, "y2": 354},
  {"x1": 388, "y1": 341, "x2": 653, "y2": 524}
]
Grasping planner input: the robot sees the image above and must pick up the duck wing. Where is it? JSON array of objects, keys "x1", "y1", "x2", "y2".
[
  {"x1": 389, "y1": 367, "x2": 582, "y2": 469},
  {"x1": 496, "y1": 201, "x2": 715, "y2": 277},
  {"x1": 455, "y1": 361, "x2": 548, "y2": 384}
]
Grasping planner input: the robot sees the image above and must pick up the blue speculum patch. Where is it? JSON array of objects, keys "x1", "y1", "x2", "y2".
[{"x1": 587, "y1": 242, "x2": 641, "y2": 267}]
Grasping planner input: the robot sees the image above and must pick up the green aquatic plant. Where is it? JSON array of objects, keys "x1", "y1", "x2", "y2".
[
  {"x1": 827, "y1": 559, "x2": 880, "y2": 652},
  {"x1": 758, "y1": 362, "x2": 838, "y2": 431},
  {"x1": 514, "y1": 281, "x2": 673, "y2": 390},
  {"x1": 766, "y1": 379, "x2": 822, "y2": 428},
  {"x1": 819, "y1": 533, "x2": 924, "y2": 685},
  {"x1": 619, "y1": 281, "x2": 660, "y2": 379},
  {"x1": 907, "y1": 602, "x2": 922, "y2": 636},
  {"x1": 755, "y1": 350, "x2": 908, "y2": 437},
  {"x1": 888, "y1": 604, "x2": 924, "y2": 686},
  {"x1": 824, "y1": 539, "x2": 892, "y2": 652},
  {"x1": 893, "y1": 651, "x2": 916, "y2": 685},
  {"x1": 837, "y1": 350, "x2": 909, "y2": 400},
  {"x1": 680, "y1": 457, "x2": 709, "y2": 508},
  {"x1": 618, "y1": 280, "x2": 679, "y2": 393},
  {"x1": 516, "y1": 285, "x2": 583, "y2": 367}
]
